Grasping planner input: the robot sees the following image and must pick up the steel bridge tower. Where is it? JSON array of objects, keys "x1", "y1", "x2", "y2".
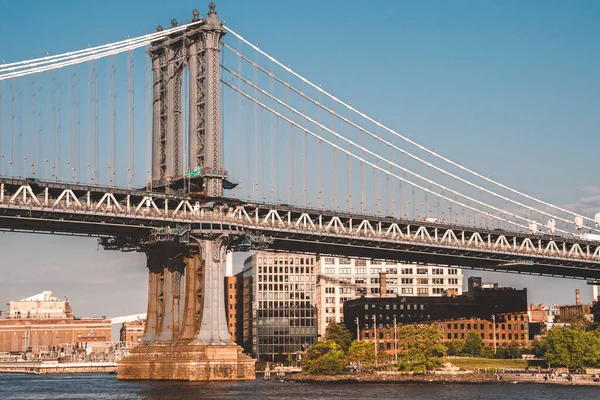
[{"x1": 117, "y1": 3, "x2": 255, "y2": 381}]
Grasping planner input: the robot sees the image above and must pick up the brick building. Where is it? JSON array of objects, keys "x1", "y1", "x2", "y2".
[
  {"x1": 0, "y1": 291, "x2": 111, "y2": 354},
  {"x1": 119, "y1": 320, "x2": 145, "y2": 347},
  {"x1": 225, "y1": 274, "x2": 244, "y2": 344},
  {"x1": 360, "y1": 312, "x2": 530, "y2": 354}
]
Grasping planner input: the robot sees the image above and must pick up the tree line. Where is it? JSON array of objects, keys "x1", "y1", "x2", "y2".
[{"x1": 303, "y1": 322, "x2": 600, "y2": 375}]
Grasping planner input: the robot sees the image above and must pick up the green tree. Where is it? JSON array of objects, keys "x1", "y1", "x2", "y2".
[
  {"x1": 398, "y1": 324, "x2": 447, "y2": 372},
  {"x1": 540, "y1": 327, "x2": 600, "y2": 371},
  {"x1": 347, "y1": 341, "x2": 376, "y2": 368},
  {"x1": 506, "y1": 342, "x2": 523, "y2": 359},
  {"x1": 444, "y1": 340, "x2": 464, "y2": 356},
  {"x1": 461, "y1": 332, "x2": 483, "y2": 357},
  {"x1": 324, "y1": 322, "x2": 353, "y2": 352},
  {"x1": 303, "y1": 340, "x2": 346, "y2": 375},
  {"x1": 286, "y1": 351, "x2": 293, "y2": 366}
]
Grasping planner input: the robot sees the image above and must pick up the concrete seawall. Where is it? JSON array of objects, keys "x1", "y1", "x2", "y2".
[{"x1": 0, "y1": 362, "x2": 117, "y2": 374}]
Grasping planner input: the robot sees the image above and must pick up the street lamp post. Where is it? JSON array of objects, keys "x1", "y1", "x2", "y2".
[
  {"x1": 355, "y1": 317, "x2": 360, "y2": 341},
  {"x1": 491, "y1": 314, "x2": 497, "y2": 355},
  {"x1": 393, "y1": 315, "x2": 398, "y2": 365},
  {"x1": 372, "y1": 314, "x2": 378, "y2": 366}
]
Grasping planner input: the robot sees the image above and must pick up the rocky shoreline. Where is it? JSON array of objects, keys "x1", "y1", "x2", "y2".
[{"x1": 285, "y1": 372, "x2": 600, "y2": 386}]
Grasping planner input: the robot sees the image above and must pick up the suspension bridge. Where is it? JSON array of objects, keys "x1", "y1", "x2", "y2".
[{"x1": 1, "y1": 3, "x2": 599, "y2": 380}]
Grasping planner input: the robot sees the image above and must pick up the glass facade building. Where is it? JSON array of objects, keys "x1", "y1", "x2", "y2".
[{"x1": 242, "y1": 252, "x2": 318, "y2": 361}]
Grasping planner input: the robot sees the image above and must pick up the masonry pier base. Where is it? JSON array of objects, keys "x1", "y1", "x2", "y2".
[{"x1": 117, "y1": 237, "x2": 255, "y2": 381}]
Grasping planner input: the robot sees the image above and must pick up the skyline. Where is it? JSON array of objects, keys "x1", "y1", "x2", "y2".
[{"x1": 1, "y1": 0, "x2": 599, "y2": 317}]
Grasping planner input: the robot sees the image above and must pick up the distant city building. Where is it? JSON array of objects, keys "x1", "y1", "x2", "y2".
[
  {"x1": 120, "y1": 319, "x2": 145, "y2": 347},
  {"x1": 343, "y1": 279, "x2": 527, "y2": 341},
  {"x1": 224, "y1": 273, "x2": 243, "y2": 345},
  {"x1": 7, "y1": 291, "x2": 72, "y2": 319},
  {"x1": 362, "y1": 312, "x2": 530, "y2": 354},
  {"x1": 316, "y1": 257, "x2": 463, "y2": 337},
  {"x1": 558, "y1": 304, "x2": 592, "y2": 321},
  {"x1": 241, "y1": 252, "x2": 317, "y2": 361},
  {"x1": 0, "y1": 291, "x2": 110, "y2": 354},
  {"x1": 528, "y1": 303, "x2": 560, "y2": 324}
]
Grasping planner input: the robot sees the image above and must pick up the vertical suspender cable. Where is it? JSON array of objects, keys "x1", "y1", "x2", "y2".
[
  {"x1": 317, "y1": 91, "x2": 322, "y2": 208},
  {"x1": 0, "y1": 81, "x2": 3, "y2": 176},
  {"x1": 108, "y1": 56, "x2": 116, "y2": 185},
  {"x1": 346, "y1": 111, "x2": 352, "y2": 212},
  {"x1": 253, "y1": 50, "x2": 258, "y2": 201},
  {"x1": 70, "y1": 68, "x2": 76, "y2": 180},
  {"x1": 269, "y1": 67, "x2": 275, "y2": 203},
  {"x1": 127, "y1": 50, "x2": 135, "y2": 188},
  {"x1": 57, "y1": 78, "x2": 63, "y2": 180},
  {"x1": 18, "y1": 80, "x2": 23, "y2": 177},
  {"x1": 302, "y1": 82, "x2": 308, "y2": 206},
  {"x1": 288, "y1": 71, "x2": 293, "y2": 204},
  {"x1": 234, "y1": 40, "x2": 243, "y2": 198},
  {"x1": 52, "y1": 73, "x2": 56, "y2": 178},
  {"x1": 31, "y1": 76, "x2": 35, "y2": 176},
  {"x1": 145, "y1": 51, "x2": 151, "y2": 188},
  {"x1": 10, "y1": 82, "x2": 14, "y2": 177},
  {"x1": 332, "y1": 104, "x2": 337, "y2": 210},
  {"x1": 76, "y1": 70, "x2": 81, "y2": 182},
  {"x1": 246, "y1": 81, "x2": 251, "y2": 200}
]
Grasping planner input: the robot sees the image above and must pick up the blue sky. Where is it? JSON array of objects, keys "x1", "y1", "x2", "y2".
[{"x1": 1, "y1": 1, "x2": 599, "y2": 318}]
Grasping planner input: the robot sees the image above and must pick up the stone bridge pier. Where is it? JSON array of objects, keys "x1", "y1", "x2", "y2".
[{"x1": 117, "y1": 237, "x2": 255, "y2": 381}]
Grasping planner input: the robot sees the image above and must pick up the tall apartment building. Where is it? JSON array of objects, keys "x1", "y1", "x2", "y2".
[
  {"x1": 241, "y1": 252, "x2": 318, "y2": 361},
  {"x1": 316, "y1": 258, "x2": 463, "y2": 337}
]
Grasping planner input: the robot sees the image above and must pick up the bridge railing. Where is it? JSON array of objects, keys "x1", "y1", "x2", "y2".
[{"x1": 1, "y1": 181, "x2": 599, "y2": 266}]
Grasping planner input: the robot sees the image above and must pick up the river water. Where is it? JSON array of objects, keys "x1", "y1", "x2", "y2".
[{"x1": 0, "y1": 373, "x2": 598, "y2": 400}]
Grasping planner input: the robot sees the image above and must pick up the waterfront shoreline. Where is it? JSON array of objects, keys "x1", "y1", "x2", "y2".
[{"x1": 285, "y1": 372, "x2": 600, "y2": 386}]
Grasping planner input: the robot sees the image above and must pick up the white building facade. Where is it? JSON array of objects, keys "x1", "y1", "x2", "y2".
[
  {"x1": 7, "y1": 291, "x2": 71, "y2": 319},
  {"x1": 316, "y1": 258, "x2": 463, "y2": 337}
]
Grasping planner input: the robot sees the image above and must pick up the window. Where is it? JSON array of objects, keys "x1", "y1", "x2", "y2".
[
  {"x1": 401, "y1": 278, "x2": 414, "y2": 284},
  {"x1": 325, "y1": 297, "x2": 336, "y2": 304},
  {"x1": 416, "y1": 268, "x2": 428, "y2": 275},
  {"x1": 401, "y1": 288, "x2": 413, "y2": 294},
  {"x1": 432, "y1": 268, "x2": 444, "y2": 275},
  {"x1": 325, "y1": 287, "x2": 335, "y2": 294},
  {"x1": 356, "y1": 268, "x2": 367, "y2": 274},
  {"x1": 432, "y1": 288, "x2": 444, "y2": 295},
  {"x1": 325, "y1": 267, "x2": 335, "y2": 274},
  {"x1": 340, "y1": 287, "x2": 351, "y2": 294},
  {"x1": 417, "y1": 288, "x2": 428, "y2": 295},
  {"x1": 339, "y1": 258, "x2": 351, "y2": 264},
  {"x1": 355, "y1": 278, "x2": 367, "y2": 284},
  {"x1": 324, "y1": 258, "x2": 335, "y2": 265},
  {"x1": 448, "y1": 278, "x2": 459, "y2": 285},
  {"x1": 370, "y1": 278, "x2": 380, "y2": 284},
  {"x1": 417, "y1": 278, "x2": 429, "y2": 285},
  {"x1": 401, "y1": 268, "x2": 413, "y2": 275},
  {"x1": 386, "y1": 268, "x2": 397, "y2": 275},
  {"x1": 370, "y1": 268, "x2": 382, "y2": 274},
  {"x1": 355, "y1": 259, "x2": 367, "y2": 266},
  {"x1": 448, "y1": 268, "x2": 458, "y2": 275},
  {"x1": 432, "y1": 278, "x2": 444, "y2": 285},
  {"x1": 339, "y1": 267, "x2": 351, "y2": 274}
]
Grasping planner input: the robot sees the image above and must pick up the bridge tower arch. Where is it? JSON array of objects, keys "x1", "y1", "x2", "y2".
[
  {"x1": 148, "y1": 2, "x2": 225, "y2": 197},
  {"x1": 117, "y1": 3, "x2": 255, "y2": 381}
]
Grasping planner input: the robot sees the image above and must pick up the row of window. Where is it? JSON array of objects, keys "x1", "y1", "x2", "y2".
[
  {"x1": 321, "y1": 267, "x2": 460, "y2": 275},
  {"x1": 256, "y1": 284, "x2": 315, "y2": 294},
  {"x1": 257, "y1": 274, "x2": 315, "y2": 283},
  {"x1": 257, "y1": 266, "x2": 315, "y2": 274},
  {"x1": 256, "y1": 257, "x2": 315, "y2": 265}
]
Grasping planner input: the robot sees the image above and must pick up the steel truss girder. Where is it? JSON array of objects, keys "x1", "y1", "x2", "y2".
[{"x1": 1, "y1": 179, "x2": 600, "y2": 277}]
